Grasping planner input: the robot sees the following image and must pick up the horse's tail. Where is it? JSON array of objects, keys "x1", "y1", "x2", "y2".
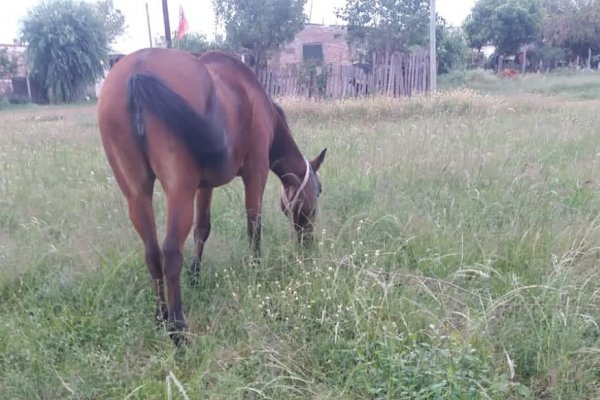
[{"x1": 126, "y1": 72, "x2": 226, "y2": 167}]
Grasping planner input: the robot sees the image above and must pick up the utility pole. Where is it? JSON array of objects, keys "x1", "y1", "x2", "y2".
[
  {"x1": 145, "y1": 2, "x2": 153, "y2": 47},
  {"x1": 162, "y1": 0, "x2": 172, "y2": 48},
  {"x1": 429, "y1": 0, "x2": 437, "y2": 92}
]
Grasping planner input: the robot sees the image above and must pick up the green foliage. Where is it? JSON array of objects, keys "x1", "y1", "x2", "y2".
[
  {"x1": 297, "y1": 61, "x2": 328, "y2": 97},
  {"x1": 20, "y1": 0, "x2": 124, "y2": 103},
  {"x1": 0, "y1": 48, "x2": 18, "y2": 79},
  {"x1": 335, "y1": 2, "x2": 466, "y2": 72},
  {"x1": 174, "y1": 33, "x2": 235, "y2": 56},
  {"x1": 336, "y1": 0, "x2": 429, "y2": 61},
  {"x1": 95, "y1": 0, "x2": 126, "y2": 45},
  {"x1": 175, "y1": 32, "x2": 211, "y2": 53},
  {"x1": 537, "y1": 45, "x2": 568, "y2": 70},
  {"x1": 543, "y1": 0, "x2": 600, "y2": 61},
  {"x1": 464, "y1": 0, "x2": 543, "y2": 55},
  {"x1": 213, "y1": 0, "x2": 306, "y2": 68},
  {"x1": 436, "y1": 21, "x2": 469, "y2": 74}
]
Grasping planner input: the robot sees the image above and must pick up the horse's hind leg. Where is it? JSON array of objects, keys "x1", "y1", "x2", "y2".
[
  {"x1": 126, "y1": 186, "x2": 166, "y2": 322},
  {"x1": 99, "y1": 128, "x2": 166, "y2": 323},
  {"x1": 191, "y1": 188, "x2": 213, "y2": 285},
  {"x1": 162, "y1": 189, "x2": 196, "y2": 344}
]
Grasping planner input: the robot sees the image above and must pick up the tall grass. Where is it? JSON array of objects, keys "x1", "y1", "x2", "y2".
[
  {"x1": 440, "y1": 68, "x2": 600, "y2": 100},
  {"x1": 0, "y1": 88, "x2": 599, "y2": 399}
]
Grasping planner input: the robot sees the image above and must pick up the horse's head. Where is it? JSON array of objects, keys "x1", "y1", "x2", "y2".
[{"x1": 280, "y1": 148, "x2": 327, "y2": 244}]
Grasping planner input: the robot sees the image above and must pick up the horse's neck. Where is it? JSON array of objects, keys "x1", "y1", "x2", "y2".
[{"x1": 270, "y1": 115, "x2": 306, "y2": 187}]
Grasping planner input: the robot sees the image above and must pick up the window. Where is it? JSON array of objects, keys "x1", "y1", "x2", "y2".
[{"x1": 303, "y1": 44, "x2": 324, "y2": 63}]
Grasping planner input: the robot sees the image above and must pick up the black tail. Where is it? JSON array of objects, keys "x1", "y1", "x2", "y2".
[{"x1": 127, "y1": 72, "x2": 226, "y2": 167}]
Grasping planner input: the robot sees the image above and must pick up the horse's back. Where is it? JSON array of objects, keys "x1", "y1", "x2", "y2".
[
  {"x1": 97, "y1": 48, "x2": 278, "y2": 193},
  {"x1": 97, "y1": 48, "x2": 223, "y2": 194},
  {"x1": 198, "y1": 51, "x2": 277, "y2": 167},
  {"x1": 98, "y1": 48, "x2": 214, "y2": 129}
]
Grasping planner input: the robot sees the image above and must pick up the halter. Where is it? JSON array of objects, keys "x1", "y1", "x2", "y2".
[{"x1": 280, "y1": 158, "x2": 311, "y2": 214}]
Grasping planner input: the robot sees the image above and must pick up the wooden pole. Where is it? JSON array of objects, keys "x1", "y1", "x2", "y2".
[
  {"x1": 429, "y1": 0, "x2": 437, "y2": 92},
  {"x1": 145, "y1": 2, "x2": 153, "y2": 48},
  {"x1": 26, "y1": 74, "x2": 32, "y2": 102},
  {"x1": 162, "y1": 0, "x2": 172, "y2": 48}
]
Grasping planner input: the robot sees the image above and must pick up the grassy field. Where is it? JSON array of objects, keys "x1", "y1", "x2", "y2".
[
  {"x1": 1, "y1": 74, "x2": 600, "y2": 399},
  {"x1": 439, "y1": 68, "x2": 600, "y2": 100}
]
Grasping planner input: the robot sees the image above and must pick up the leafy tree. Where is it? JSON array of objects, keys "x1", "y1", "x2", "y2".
[
  {"x1": 336, "y1": 0, "x2": 430, "y2": 61},
  {"x1": 20, "y1": 0, "x2": 123, "y2": 103},
  {"x1": 95, "y1": 0, "x2": 126, "y2": 45},
  {"x1": 464, "y1": 0, "x2": 543, "y2": 55},
  {"x1": 175, "y1": 33, "x2": 211, "y2": 53},
  {"x1": 436, "y1": 21, "x2": 468, "y2": 74},
  {"x1": 536, "y1": 44, "x2": 567, "y2": 69},
  {"x1": 213, "y1": 0, "x2": 307, "y2": 70},
  {"x1": 543, "y1": 0, "x2": 600, "y2": 62}
]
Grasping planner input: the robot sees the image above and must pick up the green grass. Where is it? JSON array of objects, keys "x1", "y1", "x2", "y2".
[
  {"x1": 439, "y1": 68, "x2": 600, "y2": 100},
  {"x1": 1, "y1": 87, "x2": 599, "y2": 399}
]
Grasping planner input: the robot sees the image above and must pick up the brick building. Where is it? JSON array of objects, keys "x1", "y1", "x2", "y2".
[{"x1": 270, "y1": 24, "x2": 356, "y2": 67}]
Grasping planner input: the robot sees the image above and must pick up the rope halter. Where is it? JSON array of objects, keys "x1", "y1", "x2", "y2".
[{"x1": 280, "y1": 158, "x2": 311, "y2": 216}]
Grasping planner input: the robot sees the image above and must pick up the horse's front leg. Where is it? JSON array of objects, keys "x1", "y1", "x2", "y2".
[
  {"x1": 191, "y1": 188, "x2": 213, "y2": 286},
  {"x1": 242, "y1": 169, "x2": 268, "y2": 258}
]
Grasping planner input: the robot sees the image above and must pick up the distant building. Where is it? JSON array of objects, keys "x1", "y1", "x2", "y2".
[{"x1": 270, "y1": 24, "x2": 356, "y2": 67}]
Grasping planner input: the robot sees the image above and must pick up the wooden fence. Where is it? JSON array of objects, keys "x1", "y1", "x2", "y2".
[{"x1": 257, "y1": 50, "x2": 429, "y2": 99}]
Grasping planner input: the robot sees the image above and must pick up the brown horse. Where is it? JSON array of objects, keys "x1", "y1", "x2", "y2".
[{"x1": 97, "y1": 48, "x2": 326, "y2": 343}]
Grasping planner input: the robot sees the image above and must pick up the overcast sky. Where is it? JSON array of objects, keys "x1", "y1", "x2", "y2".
[{"x1": 0, "y1": 0, "x2": 476, "y2": 54}]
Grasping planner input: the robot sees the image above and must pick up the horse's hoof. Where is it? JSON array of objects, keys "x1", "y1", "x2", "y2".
[
  {"x1": 245, "y1": 254, "x2": 261, "y2": 267},
  {"x1": 189, "y1": 258, "x2": 200, "y2": 286},
  {"x1": 168, "y1": 320, "x2": 187, "y2": 346},
  {"x1": 169, "y1": 332, "x2": 188, "y2": 347},
  {"x1": 155, "y1": 305, "x2": 168, "y2": 325}
]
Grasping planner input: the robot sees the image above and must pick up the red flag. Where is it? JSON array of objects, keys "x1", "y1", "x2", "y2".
[{"x1": 177, "y1": 5, "x2": 189, "y2": 40}]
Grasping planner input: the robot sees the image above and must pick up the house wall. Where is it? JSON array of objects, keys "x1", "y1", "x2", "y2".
[{"x1": 271, "y1": 24, "x2": 354, "y2": 67}]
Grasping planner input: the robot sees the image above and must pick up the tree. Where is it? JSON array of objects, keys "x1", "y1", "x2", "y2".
[
  {"x1": 464, "y1": 0, "x2": 543, "y2": 56},
  {"x1": 336, "y1": 0, "x2": 430, "y2": 61},
  {"x1": 20, "y1": 0, "x2": 124, "y2": 103},
  {"x1": 213, "y1": 0, "x2": 307, "y2": 70},
  {"x1": 175, "y1": 33, "x2": 211, "y2": 53},
  {"x1": 95, "y1": 0, "x2": 126, "y2": 45},
  {"x1": 175, "y1": 33, "x2": 233, "y2": 54},
  {"x1": 543, "y1": 0, "x2": 600, "y2": 63},
  {"x1": 436, "y1": 20, "x2": 468, "y2": 74}
]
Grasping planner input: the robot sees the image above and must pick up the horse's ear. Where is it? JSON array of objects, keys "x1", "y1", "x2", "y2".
[{"x1": 311, "y1": 148, "x2": 327, "y2": 172}]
